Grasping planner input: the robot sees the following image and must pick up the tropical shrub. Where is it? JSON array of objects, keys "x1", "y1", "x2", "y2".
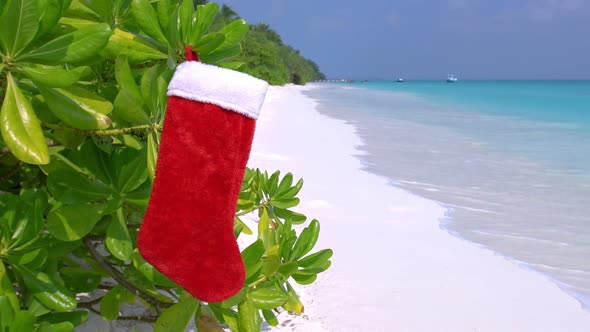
[
  {"x1": 0, "y1": 0, "x2": 332, "y2": 331},
  {"x1": 235, "y1": 23, "x2": 326, "y2": 85}
]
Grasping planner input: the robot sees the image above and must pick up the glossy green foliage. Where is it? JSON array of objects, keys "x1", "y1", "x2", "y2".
[
  {"x1": 0, "y1": 1, "x2": 330, "y2": 331},
  {"x1": 234, "y1": 24, "x2": 326, "y2": 85}
]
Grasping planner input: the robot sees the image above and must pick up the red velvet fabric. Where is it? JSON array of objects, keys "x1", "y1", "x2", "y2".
[{"x1": 138, "y1": 96, "x2": 256, "y2": 302}]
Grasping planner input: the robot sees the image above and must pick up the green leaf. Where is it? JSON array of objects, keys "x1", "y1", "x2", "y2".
[
  {"x1": 106, "y1": 209, "x2": 132, "y2": 261},
  {"x1": 154, "y1": 296, "x2": 199, "y2": 332},
  {"x1": 282, "y1": 283, "x2": 303, "y2": 315},
  {"x1": 257, "y1": 208, "x2": 270, "y2": 241},
  {"x1": 121, "y1": 266, "x2": 173, "y2": 304},
  {"x1": 59, "y1": 17, "x2": 101, "y2": 30},
  {"x1": 59, "y1": 267, "x2": 101, "y2": 293},
  {"x1": 114, "y1": 56, "x2": 142, "y2": 102},
  {"x1": 156, "y1": 75, "x2": 167, "y2": 116},
  {"x1": 291, "y1": 272, "x2": 317, "y2": 285},
  {"x1": 110, "y1": 148, "x2": 148, "y2": 193},
  {"x1": 241, "y1": 240, "x2": 265, "y2": 270},
  {"x1": 38, "y1": 85, "x2": 113, "y2": 130},
  {"x1": 34, "y1": 321, "x2": 74, "y2": 332},
  {"x1": 10, "y1": 190, "x2": 46, "y2": 249},
  {"x1": 206, "y1": 306, "x2": 237, "y2": 331},
  {"x1": 27, "y1": 298, "x2": 51, "y2": 317},
  {"x1": 140, "y1": 64, "x2": 159, "y2": 115},
  {"x1": 99, "y1": 285, "x2": 126, "y2": 320},
  {"x1": 262, "y1": 254, "x2": 280, "y2": 277},
  {"x1": 301, "y1": 220, "x2": 320, "y2": 258},
  {"x1": 22, "y1": 65, "x2": 90, "y2": 88},
  {"x1": 64, "y1": 0, "x2": 102, "y2": 22},
  {"x1": 147, "y1": 132, "x2": 158, "y2": 182},
  {"x1": 196, "y1": 313, "x2": 226, "y2": 332},
  {"x1": 277, "y1": 262, "x2": 298, "y2": 279},
  {"x1": 191, "y1": 2, "x2": 218, "y2": 45},
  {"x1": 37, "y1": 0, "x2": 64, "y2": 38},
  {"x1": 131, "y1": 0, "x2": 166, "y2": 44},
  {"x1": 47, "y1": 203, "x2": 106, "y2": 241},
  {"x1": 219, "y1": 62, "x2": 245, "y2": 71},
  {"x1": 39, "y1": 310, "x2": 89, "y2": 327},
  {"x1": 0, "y1": 73, "x2": 49, "y2": 165},
  {"x1": 47, "y1": 169, "x2": 112, "y2": 204},
  {"x1": 0, "y1": 296, "x2": 15, "y2": 331},
  {"x1": 297, "y1": 248, "x2": 333, "y2": 269},
  {"x1": 280, "y1": 178, "x2": 304, "y2": 198},
  {"x1": 119, "y1": 135, "x2": 143, "y2": 150},
  {"x1": 178, "y1": 0, "x2": 193, "y2": 44},
  {"x1": 237, "y1": 298, "x2": 260, "y2": 332},
  {"x1": 270, "y1": 198, "x2": 300, "y2": 209},
  {"x1": 273, "y1": 207, "x2": 306, "y2": 224},
  {"x1": 218, "y1": 19, "x2": 248, "y2": 51},
  {"x1": 266, "y1": 171, "x2": 280, "y2": 196},
  {"x1": 298, "y1": 260, "x2": 331, "y2": 275},
  {"x1": 17, "y1": 265, "x2": 77, "y2": 312},
  {"x1": 261, "y1": 309, "x2": 278, "y2": 327},
  {"x1": 103, "y1": 28, "x2": 167, "y2": 64},
  {"x1": 234, "y1": 216, "x2": 252, "y2": 235},
  {"x1": 219, "y1": 288, "x2": 246, "y2": 309},
  {"x1": 248, "y1": 287, "x2": 288, "y2": 310},
  {"x1": 131, "y1": 249, "x2": 176, "y2": 287},
  {"x1": 20, "y1": 23, "x2": 112, "y2": 64},
  {"x1": 122, "y1": 180, "x2": 151, "y2": 207},
  {"x1": 11, "y1": 311, "x2": 36, "y2": 332},
  {"x1": 289, "y1": 220, "x2": 319, "y2": 261},
  {"x1": 5, "y1": 248, "x2": 46, "y2": 267},
  {"x1": 83, "y1": 0, "x2": 113, "y2": 22},
  {"x1": 276, "y1": 173, "x2": 294, "y2": 197},
  {"x1": 72, "y1": 140, "x2": 112, "y2": 184},
  {"x1": 201, "y1": 44, "x2": 241, "y2": 64},
  {"x1": 193, "y1": 33, "x2": 225, "y2": 55},
  {"x1": 113, "y1": 89, "x2": 150, "y2": 125},
  {"x1": 0, "y1": 262, "x2": 19, "y2": 312},
  {"x1": 0, "y1": 0, "x2": 39, "y2": 55},
  {"x1": 166, "y1": 6, "x2": 180, "y2": 50},
  {"x1": 156, "y1": 0, "x2": 176, "y2": 35}
]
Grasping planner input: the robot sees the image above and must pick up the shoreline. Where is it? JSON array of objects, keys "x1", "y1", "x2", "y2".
[{"x1": 247, "y1": 84, "x2": 590, "y2": 331}]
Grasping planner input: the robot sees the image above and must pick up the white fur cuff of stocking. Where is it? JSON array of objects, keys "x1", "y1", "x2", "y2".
[{"x1": 167, "y1": 61, "x2": 269, "y2": 120}]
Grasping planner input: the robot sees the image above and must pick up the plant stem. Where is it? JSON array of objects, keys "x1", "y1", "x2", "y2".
[
  {"x1": 235, "y1": 202, "x2": 267, "y2": 217},
  {"x1": 79, "y1": 297, "x2": 103, "y2": 306},
  {"x1": 116, "y1": 315, "x2": 158, "y2": 323},
  {"x1": 43, "y1": 123, "x2": 163, "y2": 136},
  {"x1": 79, "y1": 302, "x2": 158, "y2": 323},
  {"x1": 83, "y1": 237, "x2": 170, "y2": 313}
]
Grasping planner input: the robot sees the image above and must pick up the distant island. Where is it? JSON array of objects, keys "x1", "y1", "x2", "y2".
[{"x1": 210, "y1": 4, "x2": 325, "y2": 85}]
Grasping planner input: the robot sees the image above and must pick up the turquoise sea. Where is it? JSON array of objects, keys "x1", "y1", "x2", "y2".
[{"x1": 305, "y1": 80, "x2": 590, "y2": 310}]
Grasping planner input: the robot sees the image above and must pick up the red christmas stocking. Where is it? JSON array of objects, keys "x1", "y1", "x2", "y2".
[{"x1": 137, "y1": 50, "x2": 268, "y2": 302}]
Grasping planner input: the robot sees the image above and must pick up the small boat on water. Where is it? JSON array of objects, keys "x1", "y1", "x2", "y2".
[
  {"x1": 446, "y1": 75, "x2": 458, "y2": 83},
  {"x1": 397, "y1": 78, "x2": 404, "y2": 82}
]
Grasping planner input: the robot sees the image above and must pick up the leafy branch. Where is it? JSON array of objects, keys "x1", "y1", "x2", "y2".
[
  {"x1": 43, "y1": 123, "x2": 163, "y2": 137},
  {"x1": 83, "y1": 237, "x2": 172, "y2": 314}
]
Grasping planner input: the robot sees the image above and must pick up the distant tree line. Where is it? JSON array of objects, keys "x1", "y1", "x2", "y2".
[{"x1": 211, "y1": 4, "x2": 326, "y2": 85}]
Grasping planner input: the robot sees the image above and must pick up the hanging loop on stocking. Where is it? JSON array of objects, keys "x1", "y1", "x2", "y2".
[{"x1": 185, "y1": 45, "x2": 199, "y2": 62}]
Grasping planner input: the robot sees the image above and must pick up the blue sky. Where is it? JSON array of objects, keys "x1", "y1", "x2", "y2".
[{"x1": 222, "y1": 0, "x2": 590, "y2": 80}]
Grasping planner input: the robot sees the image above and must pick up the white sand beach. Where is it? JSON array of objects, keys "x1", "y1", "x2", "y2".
[{"x1": 245, "y1": 85, "x2": 590, "y2": 332}]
